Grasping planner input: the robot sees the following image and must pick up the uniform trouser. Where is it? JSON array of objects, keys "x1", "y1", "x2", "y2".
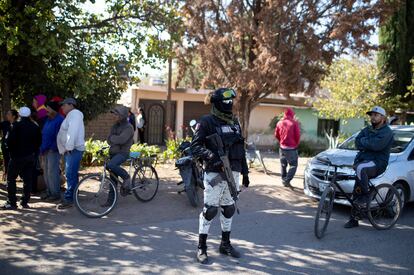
[
  {"x1": 7, "y1": 154, "x2": 35, "y2": 205},
  {"x1": 279, "y1": 148, "x2": 298, "y2": 183},
  {"x1": 199, "y1": 171, "x2": 240, "y2": 234}
]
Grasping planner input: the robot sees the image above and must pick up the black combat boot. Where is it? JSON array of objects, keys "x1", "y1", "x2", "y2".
[
  {"x1": 219, "y1": 231, "x2": 241, "y2": 258},
  {"x1": 197, "y1": 234, "x2": 209, "y2": 264}
]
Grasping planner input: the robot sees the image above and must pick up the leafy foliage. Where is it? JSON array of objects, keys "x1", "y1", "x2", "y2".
[
  {"x1": 82, "y1": 139, "x2": 160, "y2": 167},
  {"x1": 378, "y1": 0, "x2": 414, "y2": 109},
  {"x1": 162, "y1": 125, "x2": 191, "y2": 161},
  {"x1": 130, "y1": 143, "x2": 161, "y2": 158},
  {"x1": 312, "y1": 58, "x2": 394, "y2": 120},
  {"x1": 0, "y1": 0, "x2": 182, "y2": 119},
  {"x1": 83, "y1": 139, "x2": 109, "y2": 166}
]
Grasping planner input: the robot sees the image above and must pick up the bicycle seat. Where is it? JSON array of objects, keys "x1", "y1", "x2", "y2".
[{"x1": 129, "y1": 152, "x2": 141, "y2": 159}]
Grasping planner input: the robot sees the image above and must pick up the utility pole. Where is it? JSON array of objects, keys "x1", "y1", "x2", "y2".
[{"x1": 165, "y1": 39, "x2": 173, "y2": 136}]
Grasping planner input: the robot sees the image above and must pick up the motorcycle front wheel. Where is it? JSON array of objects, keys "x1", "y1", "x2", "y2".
[{"x1": 186, "y1": 176, "x2": 200, "y2": 207}]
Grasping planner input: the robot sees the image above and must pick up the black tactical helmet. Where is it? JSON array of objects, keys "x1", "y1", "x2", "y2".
[{"x1": 210, "y1": 88, "x2": 236, "y2": 114}]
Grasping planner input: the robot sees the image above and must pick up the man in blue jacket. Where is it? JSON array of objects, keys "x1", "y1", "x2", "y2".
[
  {"x1": 40, "y1": 101, "x2": 64, "y2": 202},
  {"x1": 345, "y1": 106, "x2": 394, "y2": 228}
]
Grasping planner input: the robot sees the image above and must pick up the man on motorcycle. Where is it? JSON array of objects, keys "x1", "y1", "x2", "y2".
[
  {"x1": 191, "y1": 88, "x2": 250, "y2": 264},
  {"x1": 345, "y1": 106, "x2": 394, "y2": 228}
]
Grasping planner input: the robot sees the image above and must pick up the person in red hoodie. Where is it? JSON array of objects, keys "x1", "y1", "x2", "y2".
[{"x1": 275, "y1": 107, "x2": 301, "y2": 187}]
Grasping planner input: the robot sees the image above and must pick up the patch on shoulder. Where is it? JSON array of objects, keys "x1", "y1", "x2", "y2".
[{"x1": 195, "y1": 123, "x2": 201, "y2": 131}]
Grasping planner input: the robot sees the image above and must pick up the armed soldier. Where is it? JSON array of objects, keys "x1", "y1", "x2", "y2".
[{"x1": 191, "y1": 88, "x2": 250, "y2": 264}]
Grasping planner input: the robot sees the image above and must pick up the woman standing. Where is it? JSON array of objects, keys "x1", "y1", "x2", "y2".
[{"x1": 1, "y1": 110, "x2": 19, "y2": 180}]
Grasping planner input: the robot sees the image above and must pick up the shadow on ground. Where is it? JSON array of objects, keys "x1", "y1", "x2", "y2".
[{"x1": 0, "y1": 159, "x2": 413, "y2": 274}]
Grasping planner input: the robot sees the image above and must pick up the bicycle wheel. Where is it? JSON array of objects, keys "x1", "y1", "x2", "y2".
[
  {"x1": 367, "y1": 184, "x2": 402, "y2": 230},
  {"x1": 74, "y1": 173, "x2": 118, "y2": 218},
  {"x1": 132, "y1": 165, "x2": 159, "y2": 202},
  {"x1": 314, "y1": 186, "x2": 335, "y2": 239}
]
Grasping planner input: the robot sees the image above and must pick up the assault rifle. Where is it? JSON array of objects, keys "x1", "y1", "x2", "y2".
[{"x1": 206, "y1": 133, "x2": 240, "y2": 214}]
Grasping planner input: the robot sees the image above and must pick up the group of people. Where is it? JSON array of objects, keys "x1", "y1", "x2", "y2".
[
  {"x1": 0, "y1": 95, "x2": 147, "y2": 210},
  {"x1": 1, "y1": 96, "x2": 86, "y2": 210}
]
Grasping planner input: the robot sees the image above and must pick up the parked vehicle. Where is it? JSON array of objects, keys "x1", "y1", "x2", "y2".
[
  {"x1": 175, "y1": 120, "x2": 204, "y2": 207},
  {"x1": 304, "y1": 125, "x2": 414, "y2": 208}
]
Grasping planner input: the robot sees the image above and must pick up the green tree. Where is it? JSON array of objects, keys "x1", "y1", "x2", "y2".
[
  {"x1": 378, "y1": 0, "x2": 414, "y2": 109},
  {"x1": 313, "y1": 58, "x2": 394, "y2": 120},
  {"x1": 0, "y1": 0, "x2": 182, "y2": 120}
]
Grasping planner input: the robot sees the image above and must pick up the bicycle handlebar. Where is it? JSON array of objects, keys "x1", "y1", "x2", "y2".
[{"x1": 315, "y1": 157, "x2": 354, "y2": 169}]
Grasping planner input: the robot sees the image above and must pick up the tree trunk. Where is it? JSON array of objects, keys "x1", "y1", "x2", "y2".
[
  {"x1": 237, "y1": 93, "x2": 252, "y2": 141},
  {"x1": 1, "y1": 77, "x2": 12, "y2": 119}
]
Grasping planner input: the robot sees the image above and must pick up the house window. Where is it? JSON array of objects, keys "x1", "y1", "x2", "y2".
[{"x1": 317, "y1": 119, "x2": 339, "y2": 137}]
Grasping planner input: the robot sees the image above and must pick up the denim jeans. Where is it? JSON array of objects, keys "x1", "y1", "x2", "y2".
[
  {"x1": 279, "y1": 148, "x2": 298, "y2": 183},
  {"x1": 44, "y1": 150, "x2": 61, "y2": 198},
  {"x1": 106, "y1": 152, "x2": 130, "y2": 203},
  {"x1": 63, "y1": 150, "x2": 84, "y2": 202},
  {"x1": 107, "y1": 153, "x2": 130, "y2": 181}
]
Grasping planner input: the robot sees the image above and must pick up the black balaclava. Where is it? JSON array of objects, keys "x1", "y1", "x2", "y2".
[{"x1": 211, "y1": 88, "x2": 236, "y2": 114}]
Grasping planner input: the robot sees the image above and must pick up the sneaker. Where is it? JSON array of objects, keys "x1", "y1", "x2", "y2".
[
  {"x1": 46, "y1": 196, "x2": 61, "y2": 202},
  {"x1": 344, "y1": 218, "x2": 359, "y2": 228},
  {"x1": 20, "y1": 203, "x2": 30, "y2": 209},
  {"x1": 1, "y1": 202, "x2": 17, "y2": 210},
  {"x1": 219, "y1": 243, "x2": 241, "y2": 258},
  {"x1": 40, "y1": 193, "x2": 50, "y2": 200},
  {"x1": 197, "y1": 247, "x2": 209, "y2": 264},
  {"x1": 282, "y1": 180, "x2": 292, "y2": 188},
  {"x1": 122, "y1": 178, "x2": 132, "y2": 190},
  {"x1": 57, "y1": 201, "x2": 73, "y2": 209},
  {"x1": 120, "y1": 186, "x2": 130, "y2": 197}
]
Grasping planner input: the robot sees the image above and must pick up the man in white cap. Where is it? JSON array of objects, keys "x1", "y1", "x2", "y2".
[
  {"x1": 2, "y1": 107, "x2": 41, "y2": 209},
  {"x1": 344, "y1": 106, "x2": 394, "y2": 228}
]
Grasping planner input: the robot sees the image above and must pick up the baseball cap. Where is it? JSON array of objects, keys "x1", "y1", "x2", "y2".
[
  {"x1": 18, "y1": 107, "x2": 31, "y2": 117},
  {"x1": 366, "y1": 106, "x2": 386, "y2": 116},
  {"x1": 61, "y1": 97, "x2": 77, "y2": 106}
]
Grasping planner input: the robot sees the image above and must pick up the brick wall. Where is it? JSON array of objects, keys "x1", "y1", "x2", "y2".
[{"x1": 85, "y1": 112, "x2": 117, "y2": 141}]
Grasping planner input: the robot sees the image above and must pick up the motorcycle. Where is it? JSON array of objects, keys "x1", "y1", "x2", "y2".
[{"x1": 175, "y1": 120, "x2": 204, "y2": 207}]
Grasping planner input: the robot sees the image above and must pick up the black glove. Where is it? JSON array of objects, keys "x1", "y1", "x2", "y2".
[{"x1": 242, "y1": 174, "x2": 250, "y2": 188}]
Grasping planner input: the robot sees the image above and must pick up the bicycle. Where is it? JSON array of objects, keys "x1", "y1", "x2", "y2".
[
  {"x1": 246, "y1": 134, "x2": 268, "y2": 174},
  {"x1": 74, "y1": 148, "x2": 159, "y2": 218},
  {"x1": 314, "y1": 157, "x2": 402, "y2": 239}
]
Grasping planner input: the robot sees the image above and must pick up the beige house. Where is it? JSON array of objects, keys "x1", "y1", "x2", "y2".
[
  {"x1": 85, "y1": 84, "x2": 363, "y2": 146},
  {"x1": 115, "y1": 84, "x2": 311, "y2": 145}
]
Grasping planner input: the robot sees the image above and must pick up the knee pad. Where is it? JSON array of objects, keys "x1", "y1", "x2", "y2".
[
  {"x1": 221, "y1": 204, "x2": 235, "y2": 219},
  {"x1": 203, "y1": 205, "x2": 218, "y2": 221}
]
